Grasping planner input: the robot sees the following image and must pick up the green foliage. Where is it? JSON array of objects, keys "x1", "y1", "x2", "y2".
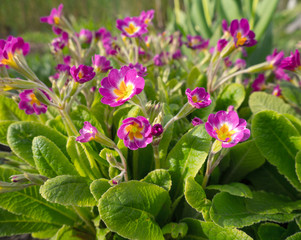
[
  {"x1": 207, "y1": 182, "x2": 253, "y2": 198},
  {"x1": 141, "y1": 169, "x2": 172, "y2": 191}
]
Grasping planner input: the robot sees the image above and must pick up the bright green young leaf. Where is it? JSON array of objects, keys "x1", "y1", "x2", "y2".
[
  {"x1": 219, "y1": 0, "x2": 242, "y2": 22},
  {"x1": 258, "y1": 223, "x2": 287, "y2": 240},
  {"x1": 210, "y1": 192, "x2": 300, "y2": 228},
  {"x1": 0, "y1": 120, "x2": 15, "y2": 145},
  {"x1": 184, "y1": 176, "x2": 209, "y2": 213},
  {"x1": 221, "y1": 140, "x2": 265, "y2": 183},
  {"x1": 249, "y1": 92, "x2": 295, "y2": 115},
  {"x1": 99, "y1": 181, "x2": 171, "y2": 240},
  {"x1": 159, "y1": 114, "x2": 174, "y2": 168},
  {"x1": 215, "y1": 83, "x2": 245, "y2": 111},
  {"x1": 0, "y1": 208, "x2": 58, "y2": 237},
  {"x1": 190, "y1": 1, "x2": 212, "y2": 38},
  {"x1": 252, "y1": 110, "x2": 301, "y2": 190},
  {"x1": 181, "y1": 218, "x2": 252, "y2": 240},
  {"x1": 167, "y1": 125, "x2": 211, "y2": 199},
  {"x1": 7, "y1": 122, "x2": 67, "y2": 166},
  {"x1": 46, "y1": 116, "x2": 68, "y2": 136},
  {"x1": 40, "y1": 175, "x2": 96, "y2": 207},
  {"x1": 90, "y1": 178, "x2": 111, "y2": 201},
  {"x1": 186, "y1": 67, "x2": 203, "y2": 90},
  {"x1": 291, "y1": 137, "x2": 301, "y2": 151},
  {"x1": 32, "y1": 136, "x2": 78, "y2": 178},
  {"x1": 141, "y1": 169, "x2": 172, "y2": 191},
  {"x1": 31, "y1": 228, "x2": 59, "y2": 239},
  {"x1": 162, "y1": 222, "x2": 188, "y2": 239},
  {"x1": 286, "y1": 232, "x2": 301, "y2": 240},
  {"x1": 52, "y1": 225, "x2": 83, "y2": 240},
  {"x1": 91, "y1": 102, "x2": 109, "y2": 136},
  {"x1": 207, "y1": 182, "x2": 253, "y2": 198},
  {"x1": 0, "y1": 95, "x2": 37, "y2": 122}
]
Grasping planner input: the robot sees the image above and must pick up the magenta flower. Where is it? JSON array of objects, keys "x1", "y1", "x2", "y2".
[
  {"x1": 235, "y1": 59, "x2": 246, "y2": 69},
  {"x1": 172, "y1": 49, "x2": 183, "y2": 60},
  {"x1": 116, "y1": 17, "x2": 148, "y2": 38},
  {"x1": 279, "y1": 49, "x2": 301, "y2": 72},
  {"x1": 185, "y1": 87, "x2": 211, "y2": 109},
  {"x1": 222, "y1": 19, "x2": 230, "y2": 34},
  {"x1": 139, "y1": 10, "x2": 155, "y2": 25},
  {"x1": 224, "y1": 57, "x2": 232, "y2": 68},
  {"x1": 77, "y1": 29, "x2": 93, "y2": 44},
  {"x1": 56, "y1": 64, "x2": 70, "y2": 73},
  {"x1": 151, "y1": 124, "x2": 163, "y2": 137},
  {"x1": 95, "y1": 27, "x2": 112, "y2": 41},
  {"x1": 117, "y1": 116, "x2": 152, "y2": 150},
  {"x1": 153, "y1": 52, "x2": 169, "y2": 66},
  {"x1": 128, "y1": 63, "x2": 147, "y2": 77},
  {"x1": 40, "y1": 4, "x2": 63, "y2": 25},
  {"x1": 205, "y1": 110, "x2": 250, "y2": 148},
  {"x1": 251, "y1": 74, "x2": 266, "y2": 92},
  {"x1": 76, "y1": 122, "x2": 98, "y2": 143},
  {"x1": 19, "y1": 89, "x2": 49, "y2": 115},
  {"x1": 99, "y1": 66, "x2": 145, "y2": 107},
  {"x1": 92, "y1": 55, "x2": 112, "y2": 74},
  {"x1": 51, "y1": 32, "x2": 68, "y2": 52},
  {"x1": 267, "y1": 49, "x2": 290, "y2": 81},
  {"x1": 272, "y1": 85, "x2": 282, "y2": 97},
  {"x1": 0, "y1": 36, "x2": 30, "y2": 67},
  {"x1": 186, "y1": 35, "x2": 209, "y2": 50},
  {"x1": 230, "y1": 19, "x2": 257, "y2": 48},
  {"x1": 217, "y1": 39, "x2": 228, "y2": 52},
  {"x1": 192, "y1": 117, "x2": 204, "y2": 126},
  {"x1": 70, "y1": 65, "x2": 96, "y2": 84}
]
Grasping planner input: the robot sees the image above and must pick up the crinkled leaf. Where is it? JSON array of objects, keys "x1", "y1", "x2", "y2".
[
  {"x1": 33, "y1": 136, "x2": 78, "y2": 178},
  {"x1": 142, "y1": 169, "x2": 172, "y2": 191},
  {"x1": 0, "y1": 208, "x2": 58, "y2": 237},
  {"x1": 181, "y1": 218, "x2": 252, "y2": 240},
  {"x1": 99, "y1": 181, "x2": 171, "y2": 240},
  {"x1": 207, "y1": 182, "x2": 253, "y2": 198},
  {"x1": 7, "y1": 122, "x2": 67, "y2": 166},
  {"x1": 296, "y1": 151, "x2": 301, "y2": 184},
  {"x1": 252, "y1": 110, "x2": 301, "y2": 190},
  {"x1": 0, "y1": 120, "x2": 15, "y2": 145},
  {"x1": 46, "y1": 116, "x2": 68, "y2": 136},
  {"x1": 249, "y1": 92, "x2": 295, "y2": 115},
  {"x1": 216, "y1": 83, "x2": 245, "y2": 111},
  {"x1": 167, "y1": 125, "x2": 211, "y2": 199},
  {"x1": 40, "y1": 175, "x2": 96, "y2": 207},
  {"x1": 90, "y1": 178, "x2": 111, "y2": 201}
]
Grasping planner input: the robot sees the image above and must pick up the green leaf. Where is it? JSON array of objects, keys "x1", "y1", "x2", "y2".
[
  {"x1": 32, "y1": 136, "x2": 78, "y2": 178},
  {"x1": 286, "y1": 232, "x2": 301, "y2": 240},
  {"x1": 181, "y1": 218, "x2": 252, "y2": 240},
  {"x1": 219, "y1": 0, "x2": 242, "y2": 22},
  {"x1": 0, "y1": 208, "x2": 58, "y2": 237},
  {"x1": 207, "y1": 182, "x2": 253, "y2": 198},
  {"x1": 167, "y1": 125, "x2": 211, "y2": 199},
  {"x1": 40, "y1": 175, "x2": 96, "y2": 207},
  {"x1": 280, "y1": 81, "x2": 301, "y2": 106},
  {"x1": 249, "y1": 92, "x2": 295, "y2": 115},
  {"x1": 186, "y1": 67, "x2": 203, "y2": 90},
  {"x1": 99, "y1": 181, "x2": 171, "y2": 240},
  {"x1": 46, "y1": 116, "x2": 68, "y2": 136},
  {"x1": 215, "y1": 83, "x2": 245, "y2": 111},
  {"x1": 90, "y1": 178, "x2": 111, "y2": 201},
  {"x1": 184, "y1": 176, "x2": 209, "y2": 213},
  {"x1": 32, "y1": 228, "x2": 59, "y2": 239},
  {"x1": 258, "y1": 223, "x2": 286, "y2": 240},
  {"x1": 52, "y1": 225, "x2": 83, "y2": 240},
  {"x1": 210, "y1": 192, "x2": 300, "y2": 228},
  {"x1": 159, "y1": 114, "x2": 174, "y2": 168},
  {"x1": 296, "y1": 151, "x2": 301, "y2": 184},
  {"x1": 284, "y1": 114, "x2": 301, "y2": 135},
  {"x1": 221, "y1": 140, "x2": 265, "y2": 183},
  {"x1": 252, "y1": 110, "x2": 301, "y2": 190},
  {"x1": 162, "y1": 222, "x2": 188, "y2": 239},
  {"x1": 142, "y1": 169, "x2": 172, "y2": 191},
  {"x1": 0, "y1": 95, "x2": 37, "y2": 121},
  {"x1": 190, "y1": 1, "x2": 212, "y2": 38},
  {"x1": 67, "y1": 137, "x2": 106, "y2": 180},
  {"x1": 0, "y1": 120, "x2": 15, "y2": 145},
  {"x1": 7, "y1": 122, "x2": 67, "y2": 166},
  {"x1": 254, "y1": 0, "x2": 279, "y2": 40}
]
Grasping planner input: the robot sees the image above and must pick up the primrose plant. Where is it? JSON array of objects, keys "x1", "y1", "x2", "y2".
[{"x1": 1, "y1": 3, "x2": 301, "y2": 240}]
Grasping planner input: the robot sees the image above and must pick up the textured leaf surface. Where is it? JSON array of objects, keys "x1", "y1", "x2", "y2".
[
  {"x1": 99, "y1": 181, "x2": 171, "y2": 240},
  {"x1": 167, "y1": 125, "x2": 211, "y2": 199},
  {"x1": 52, "y1": 225, "x2": 83, "y2": 240},
  {"x1": 40, "y1": 175, "x2": 96, "y2": 207},
  {"x1": 181, "y1": 218, "x2": 252, "y2": 240},
  {"x1": 90, "y1": 178, "x2": 111, "y2": 201},
  {"x1": 249, "y1": 92, "x2": 295, "y2": 115},
  {"x1": 221, "y1": 140, "x2": 265, "y2": 183},
  {"x1": 7, "y1": 122, "x2": 67, "y2": 166},
  {"x1": 0, "y1": 120, "x2": 15, "y2": 145},
  {"x1": 0, "y1": 208, "x2": 58, "y2": 237},
  {"x1": 142, "y1": 169, "x2": 172, "y2": 191},
  {"x1": 286, "y1": 232, "x2": 301, "y2": 240},
  {"x1": 280, "y1": 78, "x2": 301, "y2": 106},
  {"x1": 216, "y1": 83, "x2": 245, "y2": 111},
  {"x1": 252, "y1": 110, "x2": 301, "y2": 190},
  {"x1": 210, "y1": 192, "x2": 300, "y2": 227},
  {"x1": 33, "y1": 136, "x2": 78, "y2": 178},
  {"x1": 207, "y1": 182, "x2": 253, "y2": 198},
  {"x1": 258, "y1": 223, "x2": 286, "y2": 240}
]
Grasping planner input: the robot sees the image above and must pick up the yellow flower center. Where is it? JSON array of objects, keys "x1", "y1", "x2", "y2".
[
  {"x1": 1, "y1": 52, "x2": 18, "y2": 69},
  {"x1": 144, "y1": 19, "x2": 150, "y2": 24},
  {"x1": 53, "y1": 16, "x2": 60, "y2": 25},
  {"x1": 236, "y1": 32, "x2": 247, "y2": 46},
  {"x1": 113, "y1": 80, "x2": 134, "y2": 101},
  {"x1": 124, "y1": 23, "x2": 139, "y2": 35},
  {"x1": 125, "y1": 122, "x2": 143, "y2": 140},
  {"x1": 78, "y1": 71, "x2": 83, "y2": 79},
  {"x1": 192, "y1": 95, "x2": 203, "y2": 103},
  {"x1": 215, "y1": 124, "x2": 236, "y2": 142},
  {"x1": 29, "y1": 93, "x2": 41, "y2": 106}
]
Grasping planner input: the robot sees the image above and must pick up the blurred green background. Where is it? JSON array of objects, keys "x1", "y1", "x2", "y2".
[{"x1": 0, "y1": 0, "x2": 300, "y2": 79}]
